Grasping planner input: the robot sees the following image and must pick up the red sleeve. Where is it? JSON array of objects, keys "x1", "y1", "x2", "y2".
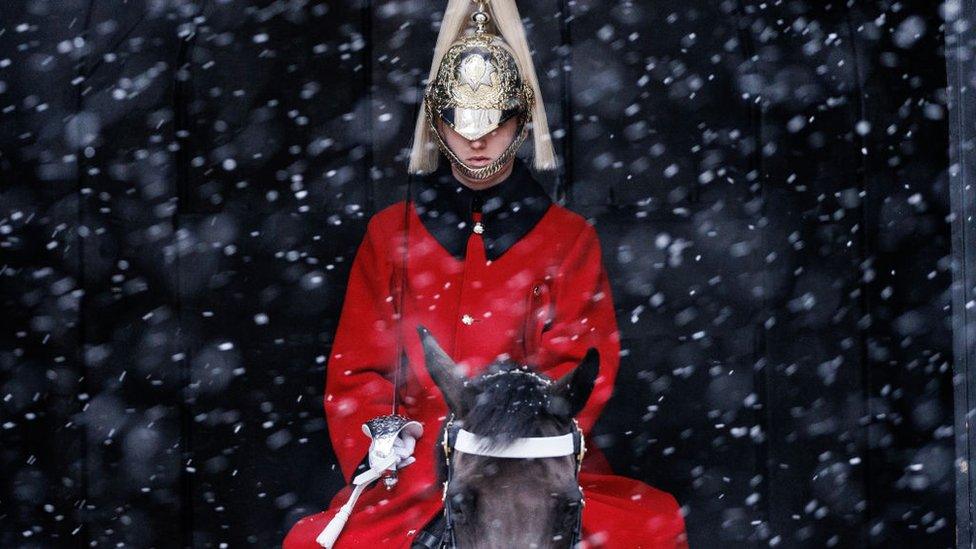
[
  {"x1": 538, "y1": 222, "x2": 621, "y2": 436},
  {"x1": 324, "y1": 215, "x2": 398, "y2": 483}
]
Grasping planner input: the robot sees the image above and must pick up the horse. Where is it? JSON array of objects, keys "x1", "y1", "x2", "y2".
[{"x1": 416, "y1": 325, "x2": 599, "y2": 549}]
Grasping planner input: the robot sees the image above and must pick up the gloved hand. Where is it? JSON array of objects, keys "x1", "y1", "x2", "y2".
[
  {"x1": 366, "y1": 420, "x2": 421, "y2": 472},
  {"x1": 319, "y1": 418, "x2": 420, "y2": 548},
  {"x1": 391, "y1": 431, "x2": 417, "y2": 468}
]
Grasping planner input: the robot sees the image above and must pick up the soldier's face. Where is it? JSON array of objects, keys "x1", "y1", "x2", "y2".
[{"x1": 437, "y1": 116, "x2": 519, "y2": 169}]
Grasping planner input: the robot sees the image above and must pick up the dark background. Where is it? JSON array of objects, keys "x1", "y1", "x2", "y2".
[{"x1": 0, "y1": 0, "x2": 957, "y2": 547}]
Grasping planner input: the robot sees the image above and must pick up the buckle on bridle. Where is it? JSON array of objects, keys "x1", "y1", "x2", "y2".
[
  {"x1": 441, "y1": 415, "x2": 455, "y2": 504},
  {"x1": 442, "y1": 415, "x2": 454, "y2": 460},
  {"x1": 572, "y1": 418, "x2": 586, "y2": 474}
]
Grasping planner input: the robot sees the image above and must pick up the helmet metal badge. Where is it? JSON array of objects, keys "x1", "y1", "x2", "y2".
[{"x1": 424, "y1": 1, "x2": 534, "y2": 180}]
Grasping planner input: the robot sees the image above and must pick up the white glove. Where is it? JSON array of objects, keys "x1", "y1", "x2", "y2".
[
  {"x1": 393, "y1": 432, "x2": 417, "y2": 468},
  {"x1": 368, "y1": 430, "x2": 418, "y2": 471}
]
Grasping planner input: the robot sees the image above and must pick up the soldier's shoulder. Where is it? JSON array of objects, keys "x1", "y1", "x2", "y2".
[
  {"x1": 364, "y1": 201, "x2": 412, "y2": 233},
  {"x1": 545, "y1": 203, "x2": 597, "y2": 238}
]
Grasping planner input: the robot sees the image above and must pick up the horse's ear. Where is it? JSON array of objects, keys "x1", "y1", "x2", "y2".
[
  {"x1": 417, "y1": 325, "x2": 472, "y2": 415},
  {"x1": 547, "y1": 348, "x2": 599, "y2": 419}
]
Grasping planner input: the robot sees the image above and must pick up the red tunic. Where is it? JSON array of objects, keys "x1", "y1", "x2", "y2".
[{"x1": 284, "y1": 162, "x2": 687, "y2": 548}]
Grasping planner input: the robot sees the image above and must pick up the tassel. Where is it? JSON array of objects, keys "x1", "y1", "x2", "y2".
[
  {"x1": 408, "y1": 0, "x2": 557, "y2": 174},
  {"x1": 315, "y1": 499, "x2": 354, "y2": 548},
  {"x1": 315, "y1": 482, "x2": 365, "y2": 548},
  {"x1": 315, "y1": 456, "x2": 396, "y2": 548}
]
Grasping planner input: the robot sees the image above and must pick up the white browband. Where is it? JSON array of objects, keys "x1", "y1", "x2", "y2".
[{"x1": 454, "y1": 428, "x2": 576, "y2": 459}]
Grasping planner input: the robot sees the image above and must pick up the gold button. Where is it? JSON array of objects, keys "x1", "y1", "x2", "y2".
[
  {"x1": 473, "y1": 222, "x2": 484, "y2": 235},
  {"x1": 461, "y1": 314, "x2": 474, "y2": 325},
  {"x1": 533, "y1": 285, "x2": 542, "y2": 296}
]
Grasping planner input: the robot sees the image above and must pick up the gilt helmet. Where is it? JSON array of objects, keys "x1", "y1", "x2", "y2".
[
  {"x1": 409, "y1": 0, "x2": 556, "y2": 178},
  {"x1": 423, "y1": 6, "x2": 533, "y2": 179}
]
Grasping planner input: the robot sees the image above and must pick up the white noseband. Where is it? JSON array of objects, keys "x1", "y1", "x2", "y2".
[{"x1": 454, "y1": 428, "x2": 576, "y2": 458}]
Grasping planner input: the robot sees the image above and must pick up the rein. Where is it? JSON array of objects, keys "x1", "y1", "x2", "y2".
[{"x1": 438, "y1": 413, "x2": 587, "y2": 548}]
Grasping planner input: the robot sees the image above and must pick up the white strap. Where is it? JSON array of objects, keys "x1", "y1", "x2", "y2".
[
  {"x1": 315, "y1": 454, "x2": 396, "y2": 548},
  {"x1": 454, "y1": 428, "x2": 576, "y2": 458}
]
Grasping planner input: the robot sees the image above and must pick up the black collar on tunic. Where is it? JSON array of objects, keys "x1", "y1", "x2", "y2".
[{"x1": 411, "y1": 158, "x2": 553, "y2": 261}]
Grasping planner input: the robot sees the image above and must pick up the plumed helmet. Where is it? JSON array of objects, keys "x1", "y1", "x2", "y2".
[
  {"x1": 422, "y1": 5, "x2": 533, "y2": 179},
  {"x1": 409, "y1": 0, "x2": 556, "y2": 177}
]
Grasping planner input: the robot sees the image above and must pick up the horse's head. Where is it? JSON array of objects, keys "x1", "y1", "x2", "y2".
[{"x1": 417, "y1": 325, "x2": 599, "y2": 549}]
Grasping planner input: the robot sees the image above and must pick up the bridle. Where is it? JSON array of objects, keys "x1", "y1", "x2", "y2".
[{"x1": 438, "y1": 412, "x2": 587, "y2": 548}]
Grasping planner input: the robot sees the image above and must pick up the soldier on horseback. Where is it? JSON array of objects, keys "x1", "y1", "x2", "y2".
[{"x1": 283, "y1": 1, "x2": 688, "y2": 546}]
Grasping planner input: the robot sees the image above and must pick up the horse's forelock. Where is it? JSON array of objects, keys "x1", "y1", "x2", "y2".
[
  {"x1": 462, "y1": 363, "x2": 562, "y2": 447},
  {"x1": 434, "y1": 364, "x2": 557, "y2": 485}
]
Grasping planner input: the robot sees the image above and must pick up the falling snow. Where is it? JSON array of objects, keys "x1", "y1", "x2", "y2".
[{"x1": 0, "y1": 0, "x2": 965, "y2": 547}]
